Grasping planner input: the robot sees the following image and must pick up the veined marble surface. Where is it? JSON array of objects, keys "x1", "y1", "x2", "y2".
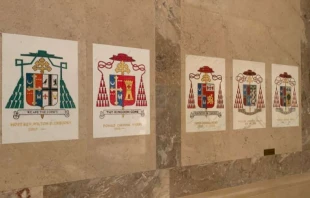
[{"x1": 0, "y1": 0, "x2": 310, "y2": 198}]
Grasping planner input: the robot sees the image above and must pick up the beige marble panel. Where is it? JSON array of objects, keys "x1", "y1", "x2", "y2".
[
  {"x1": 0, "y1": 0, "x2": 155, "y2": 192},
  {"x1": 225, "y1": 15, "x2": 301, "y2": 65},
  {"x1": 183, "y1": 0, "x2": 302, "y2": 31},
  {"x1": 181, "y1": 2, "x2": 229, "y2": 166},
  {"x1": 181, "y1": 0, "x2": 303, "y2": 166},
  {"x1": 181, "y1": 6, "x2": 228, "y2": 58},
  {"x1": 84, "y1": 0, "x2": 156, "y2": 178},
  {"x1": 0, "y1": 0, "x2": 88, "y2": 191}
]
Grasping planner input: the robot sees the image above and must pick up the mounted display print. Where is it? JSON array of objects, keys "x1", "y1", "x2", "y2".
[
  {"x1": 233, "y1": 60, "x2": 266, "y2": 130},
  {"x1": 93, "y1": 44, "x2": 150, "y2": 138},
  {"x1": 272, "y1": 64, "x2": 299, "y2": 127},
  {"x1": 186, "y1": 55, "x2": 226, "y2": 132},
  {"x1": 2, "y1": 33, "x2": 79, "y2": 144}
]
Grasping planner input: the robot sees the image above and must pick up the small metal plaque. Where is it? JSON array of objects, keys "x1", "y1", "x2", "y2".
[{"x1": 264, "y1": 148, "x2": 275, "y2": 156}]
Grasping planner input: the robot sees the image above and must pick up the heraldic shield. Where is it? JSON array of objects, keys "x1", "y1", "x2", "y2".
[
  {"x1": 96, "y1": 53, "x2": 147, "y2": 119},
  {"x1": 280, "y1": 86, "x2": 291, "y2": 107},
  {"x1": 186, "y1": 65, "x2": 223, "y2": 119},
  {"x1": 243, "y1": 84, "x2": 257, "y2": 106},
  {"x1": 234, "y1": 69, "x2": 265, "y2": 115},
  {"x1": 109, "y1": 74, "x2": 135, "y2": 107},
  {"x1": 5, "y1": 50, "x2": 75, "y2": 119},
  {"x1": 26, "y1": 73, "x2": 58, "y2": 108},
  {"x1": 273, "y1": 72, "x2": 297, "y2": 114},
  {"x1": 198, "y1": 83, "x2": 215, "y2": 108}
]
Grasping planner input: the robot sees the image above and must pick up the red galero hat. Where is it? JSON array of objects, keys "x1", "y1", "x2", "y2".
[
  {"x1": 109, "y1": 53, "x2": 135, "y2": 62},
  {"x1": 198, "y1": 66, "x2": 214, "y2": 73}
]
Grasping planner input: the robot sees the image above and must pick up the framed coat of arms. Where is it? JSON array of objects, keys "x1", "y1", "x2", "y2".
[
  {"x1": 233, "y1": 60, "x2": 266, "y2": 130},
  {"x1": 93, "y1": 44, "x2": 150, "y2": 138},
  {"x1": 272, "y1": 64, "x2": 299, "y2": 127},
  {"x1": 2, "y1": 33, "x2": 79, "y2": 144},
  {"x1": 185, "y1": 55, "x2": 226, "y2": 132}
]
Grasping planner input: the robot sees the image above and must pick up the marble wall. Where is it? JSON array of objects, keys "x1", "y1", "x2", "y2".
[
  {"x1": 181, "y1": 0, "x2": 303, "y2": 166},
  {"x1": 0, "y1": 0, "x2": 310, "y2": 197}
]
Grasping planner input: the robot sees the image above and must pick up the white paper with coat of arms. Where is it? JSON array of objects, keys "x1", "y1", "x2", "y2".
[
  {"x1": 93, "y1": 44, "x2": 150, "y2": 138},
  {"x1": 272, "y1": 64, "x2": 299, "y2": 127},
  {"x1": 186, "y1": 55, "x2": 226, "y2": 132},
  {"x1": 2, "y1": 33, "x2": 79, "y2": 144},
  {"x1": 233, "y1": 60, "x2": 266, "y2": 130}
]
